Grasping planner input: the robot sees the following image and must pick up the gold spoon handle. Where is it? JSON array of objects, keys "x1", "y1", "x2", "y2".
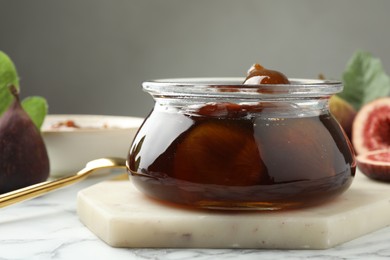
[{"x1": 0, "y1": 157, "x2": 127, "y2": 208}]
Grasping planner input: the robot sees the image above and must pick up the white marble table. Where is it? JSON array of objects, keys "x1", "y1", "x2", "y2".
[{"x1": 1, "y1": 171, "x2": 390, "y2": 260}]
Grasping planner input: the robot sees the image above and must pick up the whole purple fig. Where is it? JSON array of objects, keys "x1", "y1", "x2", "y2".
[{"x1": 0, "y1": 85, "x2": 49, "y2": 193}]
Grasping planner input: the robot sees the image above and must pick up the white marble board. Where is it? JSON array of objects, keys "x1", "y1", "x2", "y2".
[{"x1": 77, "y1": 173, "x2": 390, "y2": 249}]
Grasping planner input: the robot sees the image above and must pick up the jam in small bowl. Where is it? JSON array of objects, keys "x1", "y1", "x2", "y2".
[{"x1": 127, "y1": 65, "x2": 356, "y2": 210}]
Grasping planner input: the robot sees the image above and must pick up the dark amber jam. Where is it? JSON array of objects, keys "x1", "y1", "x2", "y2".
[{"x1": 128, "y1": 69, "x2": 355, "y2": 210}]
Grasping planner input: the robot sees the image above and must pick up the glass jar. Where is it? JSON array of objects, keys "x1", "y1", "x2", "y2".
[{"x1": 127, "y1": 78, "x2": 356, "y2": 210}]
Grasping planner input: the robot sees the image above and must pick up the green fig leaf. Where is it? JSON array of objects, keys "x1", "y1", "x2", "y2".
[
  {"x1": 340, "y1": 50, "x2": 390, "y2": 110},
  {"x1": 0, "y1": 51, "x2": 19, "y2": 115},
  {"x1": 21, "y1": 96, "x2": 48, "y2": 129},
  {"x1": 0, "y1": 50, "x2": 48, "y2": 130}
]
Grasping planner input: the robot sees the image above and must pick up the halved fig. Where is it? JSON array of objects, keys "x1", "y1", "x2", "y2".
[
  {"x1": 356, "y1": 149, "x2": 390, "y2": 181},
  {"x1": 352, "y1": 97, "x2": 390, "y2": 155}
]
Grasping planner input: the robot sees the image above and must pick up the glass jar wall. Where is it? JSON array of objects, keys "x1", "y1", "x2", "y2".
[{"x1": 127, "y1": 78, "x2": 356, "y2": 210}]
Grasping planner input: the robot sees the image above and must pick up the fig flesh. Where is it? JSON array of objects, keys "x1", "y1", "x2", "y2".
[
  {"x1": 352, "y1": 97, "x2": 390, "y2": 155},
  {"x1": 0, "y1": 86, "x2": 50, "y2": 193},
  {"x1": 356, "y1": 149, "x2": 390, "y2": 181}
]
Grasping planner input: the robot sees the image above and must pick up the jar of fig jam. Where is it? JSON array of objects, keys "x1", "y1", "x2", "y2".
[{"x1": 127, "y1": 77, "x2": 356, "y2": 210}]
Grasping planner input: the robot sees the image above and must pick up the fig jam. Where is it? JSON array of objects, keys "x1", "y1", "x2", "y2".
[{"x1": 128, "y1": 89, "x2": 356, "y2": 209}]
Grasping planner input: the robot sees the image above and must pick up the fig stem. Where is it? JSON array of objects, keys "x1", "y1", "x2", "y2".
[{"x1": 8, "y1": 85, "x2": 20, "y2": 102}]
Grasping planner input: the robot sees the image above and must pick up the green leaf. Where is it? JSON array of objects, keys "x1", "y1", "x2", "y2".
[
  {"x1": 340, "y1": 50, "x2": 390, "y2": 110},
  {"x1": 21, "y1": 96, "x2": 48, "y2": 129},
  {"x1": 0, "y1": 51, "x2": 48, "y2": 130},
  {"x1": 0, "y1": 51, "x2": 19, "y2": 115}
]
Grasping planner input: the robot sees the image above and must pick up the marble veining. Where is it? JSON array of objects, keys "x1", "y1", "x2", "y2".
[{"x1": 1, "y1": 171, "x2": 390, "y2": 260}]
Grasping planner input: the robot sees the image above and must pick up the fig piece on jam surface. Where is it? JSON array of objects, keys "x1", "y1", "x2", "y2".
[
  {"x1": 173, "y1": 121, "x2": 268, "y2": 186},
  {"x1": 244, "y1": 63, "x2": 290, "y2": 85},
  {"x1": 352, "y1": 97, "x2": 390, "y2": 155},
  {"x1": 196, "y1": 102, "x2": 265, "y2": 118},
  {"x1": 356, "y1": 149, "x2": 390, "y2": 181}
]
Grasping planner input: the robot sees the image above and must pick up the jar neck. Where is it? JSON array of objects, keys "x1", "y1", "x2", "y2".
[{"x1": 153, "y1": 96, "x2": 331, "y2": 118}]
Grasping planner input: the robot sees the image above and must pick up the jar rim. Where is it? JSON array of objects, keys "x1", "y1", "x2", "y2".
[{"x1": 142, "y1": 78, "x2": 343, "y2": 98}]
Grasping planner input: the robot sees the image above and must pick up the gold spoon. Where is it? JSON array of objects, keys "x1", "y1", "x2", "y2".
[{"x1": 0, "y1": 157, "x2": 127, "y2": 208}]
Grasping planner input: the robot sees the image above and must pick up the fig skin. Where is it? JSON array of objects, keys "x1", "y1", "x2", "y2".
[
  {"x1": 356, "y1": 149, "x2": 390, "y2": 182},
  {"x1": 329, "y1": 95, "x2": 356, "y2": 139},
  {"x1": 0, "y1": 86, "x2": 50, "y2": 193},
  {"x1": 352, "y1": 97, "x2": 390, "y2": 155}
]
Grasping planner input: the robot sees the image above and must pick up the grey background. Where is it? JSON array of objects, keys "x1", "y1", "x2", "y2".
[{"x1": 0, "y1": 0, "x2": 389, "y2": 118}]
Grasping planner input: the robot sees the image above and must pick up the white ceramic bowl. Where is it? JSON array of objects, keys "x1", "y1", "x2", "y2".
[{"x1": 42, "y1": 114, "x2": 144, "y2": 177}]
